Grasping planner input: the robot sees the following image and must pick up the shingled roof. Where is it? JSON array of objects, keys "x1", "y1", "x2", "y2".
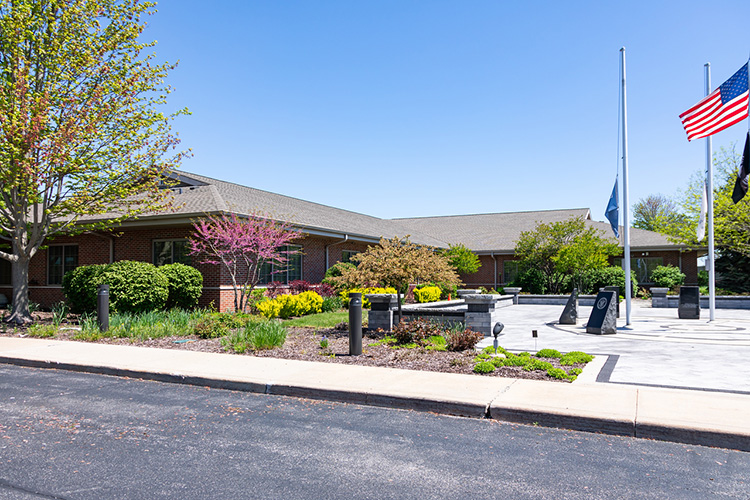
[
  {"x1": 156, "y1": 171, "x2": 448, "y2": 247},
  {"x1": 393, "y1": 210, "x2": 685, "y2": 253},
  {"x1": 100, "y1": 170, "x2": 687, "y2": 253}
]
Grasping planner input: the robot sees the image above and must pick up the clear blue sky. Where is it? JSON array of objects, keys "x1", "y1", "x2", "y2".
[{"x1": 145, "y1": 0, "x2": 750, "y2": 223}]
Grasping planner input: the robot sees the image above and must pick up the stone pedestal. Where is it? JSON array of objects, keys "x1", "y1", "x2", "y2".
[
  {"x1": 603, "y1": 286, "x2": 620, "y2": 318},
  {"x1": 559, "y1": 288, "x2": 578, "y2": 325},
  {"x1": 463, "y1": 294, "x2": 500, "y2": 336},
  {"x1": 504, "y1": 287, "x2": 522, "y2": 305},
  {"x1": 651, "y1": 287, "x2": 669, "y2": 308},
  {"x1": 586, "y1": 290, "x2": 617, "y2": 335},
  {"x1": 678, "y1": 286, "x2": 700, "y2": 319},
  {"x1": 457, "y1": 289, "x2": 482, "y2": 298},
  {"x1": 365, "y1": 294, "x2": 398, "y2": 331}
]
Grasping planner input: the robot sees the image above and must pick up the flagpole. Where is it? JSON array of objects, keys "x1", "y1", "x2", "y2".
[
  {"x1": 705, "y1": 63, "x2": 716, "y2": 321},
  {"x1": 621, "y1": 47, "x2": 632, "y2": 325}
]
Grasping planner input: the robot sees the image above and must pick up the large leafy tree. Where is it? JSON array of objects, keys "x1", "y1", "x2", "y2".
[
  {"x1": 0, "y1": 0, "x2": 187, "y2": 324},
  {"x1": 514, "y1": 217, "x2": 619, "y2": 294},
  {"x1": 328, "y1": 236, "x2": 462, "y2": 323},
  {"x1": 188, "y1": 213, "x2": 300, "y2": 313},
  {"x1": 632, "y1": 194, "x2": 686, "y2": 236},
  {"x1": 668, "y1": 146, "x2": 750, "y2": 254},
  {"x1": 441, "y1": 243, "x2": 481, "y2": 275}
]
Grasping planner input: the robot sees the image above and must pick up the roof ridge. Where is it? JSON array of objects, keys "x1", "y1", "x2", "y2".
[
  {"x1": 391, "y1": 208, "x2": 591, "y2": 221},
  {"x1": 178, "y1": 170, "x2": 391, "y2": 222}
]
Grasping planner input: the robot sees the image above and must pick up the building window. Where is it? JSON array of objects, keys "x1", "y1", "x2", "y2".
[
  {"x1": 153, "y1": 240, "x2": 191, "y2": 267},
  {"x1": 614, "y1": 257, "x2": 664, "y2": 284},
  {"x1": 342, "y1": 250, "x2": 359, "y2": 264},
  {"x1": 259, "y1": 245, "x2": 302, "y2": 284},
  {"x1": 48, "y1": 245, "x2": 78, "y2": 285},
  {"x1": 503, "y1": 261, "x2": 519, "y2": 284},
  {"x1": 0, "y1": 257, "x2": 10, "y2": 286}
]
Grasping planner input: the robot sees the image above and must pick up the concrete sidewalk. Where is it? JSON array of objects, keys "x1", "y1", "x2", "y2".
[{"x1": 1, "y1": 336, "x2": 749, "y2": 452}]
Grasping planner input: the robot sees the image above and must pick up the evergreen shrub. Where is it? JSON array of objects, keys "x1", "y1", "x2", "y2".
[
  {"x1": 103, "y1": 261, "x2": 169, "y2": 314},
  {"x1": 62, "y1": 264, "x2": 108, "y2": 314},
  {"x1": 650, "y1": 265, "x2": 685, "y2": 290},
  {"x1": 160, "y1": 263, "x2": 203, "y2": 309}
]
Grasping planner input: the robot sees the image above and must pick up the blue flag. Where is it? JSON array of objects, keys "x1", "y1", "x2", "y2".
[{"x1": 605, "y1": 180, "x2": 619, "y2": 238}]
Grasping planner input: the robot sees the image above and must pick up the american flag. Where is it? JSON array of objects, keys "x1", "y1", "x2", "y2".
[{"x1": 680, "y1": 63, "x2": 749, "y2": 142}]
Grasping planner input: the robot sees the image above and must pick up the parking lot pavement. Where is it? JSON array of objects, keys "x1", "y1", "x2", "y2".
[{"x1": 477, "y1": 300, "x2": 750, "y2": 394}]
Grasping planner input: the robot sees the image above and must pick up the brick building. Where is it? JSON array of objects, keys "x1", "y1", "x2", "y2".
[{"x1": 0, "y1": 172, "x2": 699, "y2": 311}]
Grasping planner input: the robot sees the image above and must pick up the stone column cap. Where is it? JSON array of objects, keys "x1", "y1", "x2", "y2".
[{"x1": 462, "y1": 294, "x2": 499, "y2": 303}]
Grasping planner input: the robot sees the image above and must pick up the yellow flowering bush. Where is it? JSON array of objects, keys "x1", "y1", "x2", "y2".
[
  {"x1": 414, "y1": 285, "x2": 441, "y2": 303},
  {"x1": 257, "y1": 291, "x2": 324, "y2": 319},
  {"x1": 339, "y1": 287, "x2": 397, "y2": 308}
]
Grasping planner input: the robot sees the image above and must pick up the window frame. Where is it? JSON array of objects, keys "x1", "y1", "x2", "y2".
[
  {"x1": 342, "y1": 250, "x2": 359, "y2": 264},
  {"x1": 0, "y1": 256, "x2": 10, "y2": 286},
  {"x1": 153, "y1": 239, "x2": 191, "y2": 267},
  {"x1": 47, "y1": 244, "x2": 79, "y2": 285},
  {"x1": 502, "y1": 260, "x2": 519, "y2": 285},
  {"x1": 614, "y1": 256, "x2": 664, "y2": 284},
  {"x1": 258, "y1": 244, "x2": 303, "y2": 285}
]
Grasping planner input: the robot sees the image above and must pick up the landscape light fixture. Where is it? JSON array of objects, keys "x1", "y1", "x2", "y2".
[{"x1": 492, "y1": 322, "x2": 504, "y2": 354}]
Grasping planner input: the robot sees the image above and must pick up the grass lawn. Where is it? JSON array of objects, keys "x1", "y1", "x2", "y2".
[{"x1": 282, "y1": 310, "x2": 367, "y2": 328}]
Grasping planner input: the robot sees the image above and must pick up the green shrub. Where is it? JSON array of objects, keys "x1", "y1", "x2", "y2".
[
  {"x1": 192, "y1": 314, "x2": 230, "y2": 339},
  {"x1": 26, "y1": 324, "x2": 57, "y2": 338},
  {"x1": 321, "y1": 295, "x2": 344, "y2": 312},
  {"x1": 62, "y1": 264, "x2": 108, "y2": 314},
  {"x1": 650, "y1": 265, "x2": 686, "y2": 290},
  {"x1": 103, "y1": 261, "x2": 169, "y2": 314},
  {"x1": 425, "y1": 335, "x2": 447, "y2": 351},
  {"x1": 535, "y1": 348, "x2": 562, "y2": 358},
  {"x1": 697, "y1": 270, "x2": 709, "y2": 287},
  {"x1": 322, "y1": 262, "x2": 356, "y2": 290},
  {"x1": 160, "y1": 263, "x2": 203, "y2": 309},
  {"x1": 523, "y1": 359, "x2": 554, "y2": 371},
  {"x1": 473, "y1": 361, "x2": 496, "y2": 374},
  {"x1": 578, "y1": 266, "x2": 638, "y2": 297},
  {"x1": 560, "y1": 351, "x2": 594, "y2": 365},
  {"x1": 501, "y1": 354, "x2": 530, "y2": 367},
  {"x1": 547, "y1": 367, "x2": 574, "y2": 380},
  {"x1": 514, "y1": 267, "x2": 547, "y2": 294},
  {"x1": 414, "y1": 285, "x2": 442, "y2": 303}
]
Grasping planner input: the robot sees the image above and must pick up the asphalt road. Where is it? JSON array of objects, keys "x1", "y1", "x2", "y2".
[{"x1": 1, "y1": 365, "x2": 748, "y2": 500}]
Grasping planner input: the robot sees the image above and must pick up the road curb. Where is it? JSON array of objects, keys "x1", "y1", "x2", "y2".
[{"x1": 1, "y1": 354, "x2": 749, "y2": 452}]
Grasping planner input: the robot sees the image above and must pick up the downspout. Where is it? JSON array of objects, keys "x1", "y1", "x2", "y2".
[
  {"x1": 491, "y1": 253, "x2": 497, "y2": 290},
  {"x1": 325, "y1": 235, "x2": 349, "y2": 269},
  {"x1": 87, "y1": 232, "x2": 115, "y2": 263}
]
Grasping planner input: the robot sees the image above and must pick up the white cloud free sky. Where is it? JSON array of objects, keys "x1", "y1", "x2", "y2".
[{"x1": 146, "y1": 0, "x2": 750, "y2": 223}]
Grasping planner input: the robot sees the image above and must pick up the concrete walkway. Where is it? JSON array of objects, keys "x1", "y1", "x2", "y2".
[{"x1": 2, "y1": 301, "x2": 750, "y2": 452}]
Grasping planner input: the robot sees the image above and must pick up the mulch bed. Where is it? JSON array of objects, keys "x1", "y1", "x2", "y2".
[{"x1": 1, "y1": 312, "x2": 584, "y2": 382}]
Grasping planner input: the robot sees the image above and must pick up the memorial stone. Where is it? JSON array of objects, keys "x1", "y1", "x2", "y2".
[
  {"x1": 678, "y1": 286, "x2": 700, "y2": 319},
  {"x1": 603, "y1": 286, "x2": 620, "y2": 318},
  {"x1": 559, "y1": 288, "x2": 578, "y2": 325},
  {"x1": 586, "y1": 290, "x2": 617, "y2": 334}
]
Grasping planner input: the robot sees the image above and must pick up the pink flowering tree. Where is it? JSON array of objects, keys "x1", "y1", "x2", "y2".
[{"x1": 188, "y1": 213, "x2": 300, "y2": 312}]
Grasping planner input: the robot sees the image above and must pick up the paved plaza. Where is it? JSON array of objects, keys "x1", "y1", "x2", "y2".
[{"x1": 479, "y1": 299, "x2": 750, "y2": 394}]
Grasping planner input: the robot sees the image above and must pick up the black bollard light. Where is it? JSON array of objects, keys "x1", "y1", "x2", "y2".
[
  {"x1": 97, "y1": 284, "x2": 109, "y2": 332},
  {"x1": 348, "y1": 292, "x2": 362, "y2": 355},
  {"x1": 492, "y1": 321, "x2": 504, "y2": 354}
]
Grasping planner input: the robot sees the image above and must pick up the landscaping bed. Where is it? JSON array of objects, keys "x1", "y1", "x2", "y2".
[{"x1": 1, "y1": 311, "x2": 590, "y2": 383}]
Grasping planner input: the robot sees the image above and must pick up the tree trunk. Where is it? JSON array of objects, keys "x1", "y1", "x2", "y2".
[{"x1": 6, "y1": 256, "x2": 32, "y2": 325}]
